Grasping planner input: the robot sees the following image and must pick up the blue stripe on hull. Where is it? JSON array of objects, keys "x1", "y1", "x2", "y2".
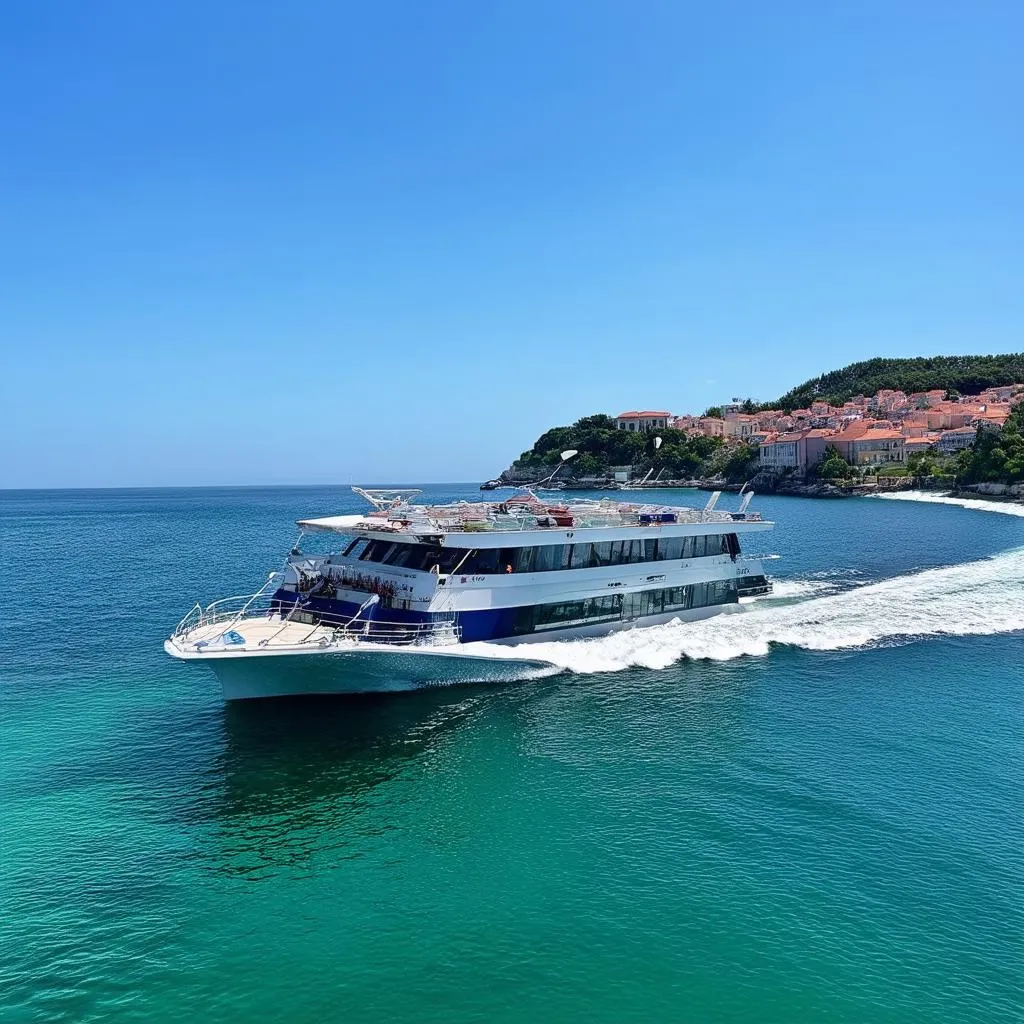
[
  {"x1": 272, "y1": 589, "x2": 737, "y2": 644},
  {"x1": 272, "y1": 589, "x2": 515, "y2": 642}
]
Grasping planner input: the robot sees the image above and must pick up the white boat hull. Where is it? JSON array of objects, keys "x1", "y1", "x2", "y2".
[{"x1": 165, "y1": 640, "x2": 562, "y2": 701}]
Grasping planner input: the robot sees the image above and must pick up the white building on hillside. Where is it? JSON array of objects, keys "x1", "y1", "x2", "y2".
[{"x1": 615, "y1": 411, "x2": 671, "y2": 432}]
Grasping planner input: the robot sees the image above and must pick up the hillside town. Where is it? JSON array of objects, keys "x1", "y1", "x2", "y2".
[{"x1": 616, "y1": 383, "x2": 1024, "y2": 474}]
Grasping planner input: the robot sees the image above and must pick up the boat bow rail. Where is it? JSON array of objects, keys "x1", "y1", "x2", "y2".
[{"x1": 168, "y1": 587, "x2": 461, "y2": 656}]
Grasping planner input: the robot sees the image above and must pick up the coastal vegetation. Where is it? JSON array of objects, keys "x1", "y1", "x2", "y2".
[
  {"x1": 504, "y1": 357, "x2": 1023, "y2": 491},
  {"x1": 516, "y1": 415, "x2": 716, "y2": 478},
  {"x1": 508, "y1": 407, "x2": 1024, "y2": 489},
  {"x1": 954, "y1": 403, "x2": 1024, "y2": 483},
  {"x1": 513, "y1": 415, "x2": 758, "y2": 483},
  {"x1": 816, "y1": 446, "x2": 851, "y2": 480},
  {"x1": 771, "y1": 354, "x2": 1024, "y2": 411}
]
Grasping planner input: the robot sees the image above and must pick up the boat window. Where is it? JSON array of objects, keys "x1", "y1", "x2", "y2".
[
  {"x1": 360, "y1": 540, "x2": 395, "y2": 563},
  {"x1": 472, "y1": 548, "x2": 502, "y2": 574},
  {"x1": 659, "y1": 537, "x2": 684, "y2": 561},
  {"x1": 514, "y1": 594, "x2": 623, "y2": 633},
  {"x1": 384, "y1": 544, "x2": 420, "y2": 568},
  {"x1": 435, "y1": 548, "x2": 465, "y2": 573},
  {"x1": 381, "y1": 544, "x2": 405, "y2": 565},
  {"x1": 423, "y1": 548, "x2": 456, "y2": 573},
  {"x1": 513, "y1": 547, "x2": 535, "y2": 573},
  {"x1": 533, "y1": 544, "x2": 566, "y2": 572},
  {"x1": 689, "y1": 536, "x2": 719, "y2": 558},
  {"x1": 353, "y1": 532, "x2": 736, "y2": 574},
  {"x1": 497, "y1": 548, "x2": 518, "y2": 572},
  {"x1": 570, "y1": 543, "x2": 593, "y2": 570},
  {"x1": 514, "y1": 581, "x2": 738, "y2": 634},
  {"x1": 406, "y1": 545, "x2": 438, "y2": 570},
  {"x1": 342, "y1": 538, "x2": 368, "y2": 559}
]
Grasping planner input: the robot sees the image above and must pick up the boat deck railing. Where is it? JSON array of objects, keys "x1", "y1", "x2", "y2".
[
  {"x1": 356, "y1": 505, "x2": 762, "y2": 536},
  {"x1": 170, "y1": 587, "x2": 461, "y2": 653}
]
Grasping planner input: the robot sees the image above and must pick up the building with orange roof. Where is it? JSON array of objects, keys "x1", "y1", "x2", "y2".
[
  {"x1": 901, "y1": 419, "x2": 930, "y2": 437},
  {"x1": 698, "y1": 417, "x2": 726, "y2": 438},
  {"x1": 759, "y1": 431, "x2": 804, "y2": 469},
  {"x1": 723, "y1": 413, "x2": 758, "y2": 441},
  {"x1": 669, "y1": 414, "x2": 698, "y2": 431},
  {"x1": 833, "y1": 422, "x2": 906, "y2": 467},
  {"x1": 758, "y1": 427, "x2": 836, "y2": 471},
  {"x1": 974, "y1": 411, "x2": 1009, "y2": 430},
  {"x1": 615, "y1": 411, "x2": 671, "y2": 432}
]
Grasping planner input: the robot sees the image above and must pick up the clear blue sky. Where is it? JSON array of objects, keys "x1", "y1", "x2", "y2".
[{"x1": 2, "y1": 1, "x2": 1021, "y2": 487}]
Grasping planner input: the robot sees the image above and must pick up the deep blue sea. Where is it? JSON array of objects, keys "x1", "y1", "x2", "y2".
[{"x1": 1, "y1": 485, "x2": 1022, "y2": 1023}]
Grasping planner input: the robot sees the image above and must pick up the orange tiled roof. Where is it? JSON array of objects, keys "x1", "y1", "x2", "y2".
[{"x1": 859, "y1": 429, "x2": 905, "y2": 440}]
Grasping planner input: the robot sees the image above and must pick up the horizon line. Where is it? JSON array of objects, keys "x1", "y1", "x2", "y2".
[{"x1": 0, "y1": 481, "x2": 481, "y2": 493}]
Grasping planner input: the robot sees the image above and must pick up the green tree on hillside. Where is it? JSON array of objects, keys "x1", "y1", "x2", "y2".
[
  {"x1": 711, "y1": 443, "x2": 760, "y2": 484},
  {"x1": 772, "y1": 354, "x2": 1024, "y2": 411},
  {"x1": 907, "y1": 452, "x2": 938, "y2": 478},
  {"x1": 956, "y1": 405, "x2": 1024, "y2": 484},
  {"x1": 572, "y1": 453, "x2": 604, "y2": 477},
  {"x1": 817, "y1": 446, "x2": 850, "y2": 480},
  {"x1": 509, "y1": 415, "x2": 726, "y2": 480}
]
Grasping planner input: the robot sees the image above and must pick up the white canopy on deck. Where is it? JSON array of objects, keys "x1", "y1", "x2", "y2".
[{"x1": 295, "y1": 514, "x2": 369, "y2": 533}]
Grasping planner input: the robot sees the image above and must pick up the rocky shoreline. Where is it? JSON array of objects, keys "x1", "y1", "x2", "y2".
[{"x1": 696, "y1": 479, "x2": 1022, "y2": 503}]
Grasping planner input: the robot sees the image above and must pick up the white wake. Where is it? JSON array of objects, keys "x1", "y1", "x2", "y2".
[
  {"x1": 493, "y1": 549, "x2": 1024, "y2": 673},
  {"x1": 869, "y1": 490, "x2": 1024, "y2": 517},
  {"x1": 754, "y1": 578, "x2": 839, "y2": 600}
]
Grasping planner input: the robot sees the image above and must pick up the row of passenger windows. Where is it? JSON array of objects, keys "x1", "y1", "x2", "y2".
[
  {"x1": 343, "y1": 535, "x2": 740, "y2": 574},
  {"x1": 511, "y1": 580, "x2": 739, "y2": 634},
  {"x1": 344, "y1": 538, "x2": 467, "y2": 573}
]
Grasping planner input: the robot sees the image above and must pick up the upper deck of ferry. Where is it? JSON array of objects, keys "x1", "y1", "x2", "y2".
[{"x1": 296, "y1": 488, "x2": 773, "y2": 545}]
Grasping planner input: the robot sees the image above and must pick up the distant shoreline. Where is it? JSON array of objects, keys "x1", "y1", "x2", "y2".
[{"x1": 497, "y1": 477, "x2": 1024, "y2": 504}]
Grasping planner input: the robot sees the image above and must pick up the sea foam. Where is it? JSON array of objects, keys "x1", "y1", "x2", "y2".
[
  {"x1": 869, "y1": 490, "x2": 1024, "y2": 517},
  {"x1": 484, "y1": 548, "x2": 1024, "y2": 674},
  {"x1": 755, "y1": 578, "x2": 839, "y2": 600}
]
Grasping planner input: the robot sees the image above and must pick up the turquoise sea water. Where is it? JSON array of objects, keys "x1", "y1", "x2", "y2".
[{"x1": 1, "y1": 486, "x2": 1022, "y2": 1023}]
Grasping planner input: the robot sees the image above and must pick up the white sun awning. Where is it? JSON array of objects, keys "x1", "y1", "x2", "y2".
[{"x1": 296, "y1": 514, "x2": 371, "y2": 534}]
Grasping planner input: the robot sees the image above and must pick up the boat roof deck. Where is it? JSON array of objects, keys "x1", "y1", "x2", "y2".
[{"x1": 297, "y1": 488, "x2": 767, "y2": 536}]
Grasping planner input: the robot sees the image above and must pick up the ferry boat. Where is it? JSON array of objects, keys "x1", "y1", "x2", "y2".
[{"x1": 165, "y1": 487, "x2": 775, "y2": 700}]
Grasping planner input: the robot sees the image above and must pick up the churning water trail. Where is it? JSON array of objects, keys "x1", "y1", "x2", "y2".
[
  {"x1": 501, "y1": 548, "x2": 1024, "y2": 673},
  {"x1": 869, "y1": 490, "x2": 1024, "y2": 517},
  {"x1": 754, "y1": 578, "x2": 839, "y2": 600}
]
